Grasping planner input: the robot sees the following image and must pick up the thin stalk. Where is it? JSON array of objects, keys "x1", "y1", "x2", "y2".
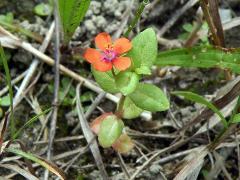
[
  {"x1": 124, "y1": 0, "x2": 149, "y2": 37},
  {"x1": 0, "y1": 45, "x2": 15, "y2": 137}
]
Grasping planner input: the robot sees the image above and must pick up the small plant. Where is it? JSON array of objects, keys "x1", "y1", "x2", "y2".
[{"x1": 83, "y1": 30, "x2": 170, "y2": 152}]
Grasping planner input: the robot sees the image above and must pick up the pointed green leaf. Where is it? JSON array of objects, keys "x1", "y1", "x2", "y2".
[
  {"x1": 128, "y1": 28, "x2": 157, "y2": 72},
  {"x1": 172, "y1": 91, "x2": 228, "y2": 127},
  {"x1": 92, "y1": 68, "x2": 119, "y2": 94},
  {"x1": 0, "y1": 94, "x2": 11, "y2": 106},
  {"x1": 129, "y1": 83, "x2": 170, "y2": 112},
  {"x1": 115, "y1": 71, "x2": 139, "y2": 95},
  {"x1": 58, "y1": 0, "x2": 90, "y2": 43},
  {"x1": 155, "y1": 46, "x2": 240, "y2": 74},
  {"x1": 34, "y1": 3, "x2": 53, "y2": 16},
  {"x1": 122, "y1": 97, "x2": 143, "y2": 119},
  {"x1": 98, "y1": 115, "x2": 124, "y2": 148}
]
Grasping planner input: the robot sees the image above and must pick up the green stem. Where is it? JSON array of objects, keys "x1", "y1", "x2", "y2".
[
  {"x1": 124, "y1": 0, "x2": 149, "y2": 37},
  {"x1": 0, "y1": 45, "x2": 15, "y2": 138},
  {"x1": 116, "y1": 95, "x2": 126, "y2": 118}
]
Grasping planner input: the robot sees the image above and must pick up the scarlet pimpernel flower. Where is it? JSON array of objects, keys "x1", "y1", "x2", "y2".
[{"x1": 83, "y1": 32, "x2": 132, "y2": 72}]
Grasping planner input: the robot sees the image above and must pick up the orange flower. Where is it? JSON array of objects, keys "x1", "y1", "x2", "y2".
[{"x1": 83, "y1": 32, "x2": 132, "y2": 72}]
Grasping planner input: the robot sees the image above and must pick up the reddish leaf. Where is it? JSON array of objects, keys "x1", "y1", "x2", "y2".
[{"x1": 112, "y1": 134, "x2": 134, "y2": 154}]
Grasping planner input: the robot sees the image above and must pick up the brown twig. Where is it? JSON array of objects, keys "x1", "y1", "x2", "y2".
[
  {"x1": 72, "y1": 92, "x2": 106, "y2": 134},
  {"x1": 45, "y1": 1, "x2": 61, "y2": 179},
  {"x1": 157, "y1": 0, "x2": 199, "y2": 37},
  {"x1": 76, "y1": 84, "x2": 109, "y2": 179}
]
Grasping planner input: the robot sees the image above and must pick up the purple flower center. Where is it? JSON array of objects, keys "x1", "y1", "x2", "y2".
[{"x1": 102, "y1": 49, "x2": 117, "y2": 62}]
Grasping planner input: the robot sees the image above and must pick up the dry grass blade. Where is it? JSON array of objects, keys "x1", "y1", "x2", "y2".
[
  {"x1": 0, "y1": 163, "x2": 38, "y2": 180},
  {"x1": 4, "y1": 147, "x2": 66, "y2": 180},
  {"x1": 173, "y1": 146, "x2": 208, "y2": 180},
  {"x1": 76, "y1": 84, "x2": 109, "y2": 180}
]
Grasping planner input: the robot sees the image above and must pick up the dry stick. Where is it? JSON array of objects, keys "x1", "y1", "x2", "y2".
[
  {"x1": 72, "y1": 92, "x2": 106, "y2": 134},
  {"x1": 208, "y1": 0, "x2": 225, "y2": 46},
  {"x1": 117, "y1": 152, "x2": 131, "y2": 179},
  {"x1": 129, "y1": 138, "x2": 191, "y2": 180},
  {"x1": 0, "y1": 70, "x2": 27, "y2": 97},
  {"x1": 76, "y1": 84, "x2": 109, "y2": 180},
  {"x1": 199, "y1": 0, "x2": 223, "y2": 46},
  {"x1": 45, "y1": 2, "x2": 60, "y2": 180},
  {"x1": 200, "y1": 0, "x2": 231, "y2": 80},
  {"x1": 12, "y1": 22, "x2": 55, "y2": 108},
  {"x1": 157, "y1": 0, "x2": 199, "y2": 37}
]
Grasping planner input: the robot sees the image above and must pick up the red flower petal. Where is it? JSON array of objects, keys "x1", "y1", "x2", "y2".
[
  {"x1": 113, "y1": 57, "x2": 131, "y2": 71},
  {"x1": 83, "y1": 48, "x2": 101, "y2": 64},
  {"x1": 95, "y1": 32, "x2": 112, "y2": 51},
  {"x1": 113, "y1": 38, "x2": 132, "y2": 54},
  {"x1": 93, "y1": 59, "x2": 113, "y2": 72}
]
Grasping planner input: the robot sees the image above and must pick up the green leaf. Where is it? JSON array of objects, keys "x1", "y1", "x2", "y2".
[
  {"x1": 172, "y1": 91, "x2": 228, "y2": 127},
  {"x1": 5, "y1": 148, "x2": 66, "y2": 179},
  {"x1": 122, "y1": 97, "x2": 143, "y2": 119},
  {"x1": 128, "y1": 28, "x2": 157, "y2": 72},
  {"x1": 115, "y1": 71, "x2": 139, "y2": 95},
  {"x1": 0, "y1": 94, "x2": 11, "y2": 106},
  {"x1": 92, "y1": 68, "x2": 119, "y2": 94},
  {"x1": 155, "y1": 46, "x2": 240, "y2": 74},
  {"x1": 98, "y1": 115, "x2": 124, "y2": 148},
  {"x1": 129, "y1": 83, "x2": 170, "y2": 112},
  {"x1": 135, "y1": 66, "x2": 151, "y2": 75},
  {"x1": 34, "y1": 3, "x2": 53, "y2": 16},
  {"x1": 231, "y1": 113, "x2": 240, "y2": 123},
  {"x1": 0, "y1": 12, "x2": 14, "y2": 23},
  {"x1": 58, "y1": 0, "x2": 90, "y2": 44},
  {"x1": 183, "y1": 23, "x2": 193, "y2": 32}
]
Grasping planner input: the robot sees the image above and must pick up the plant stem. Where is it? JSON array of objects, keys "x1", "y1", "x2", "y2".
[
  {"x1": 116, "y1": 95, "x2": 126, "y2": 118},
  {"x1": 124, "y1": 0, "x2": 149, "y2": 37}
]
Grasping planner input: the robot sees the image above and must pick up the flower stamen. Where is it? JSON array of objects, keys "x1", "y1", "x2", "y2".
[{"x1": 102, "y1": 49, "x2": 117, "y2": 62}]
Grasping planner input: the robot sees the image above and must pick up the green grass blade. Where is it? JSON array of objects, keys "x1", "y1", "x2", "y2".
[
  {"x1": 155, "y1": 46, "x2": 240, "y2": 73},
  {"x1": 13, "y1": 107, "x2": 52, "y2": 139},
  {"x1": 0, "y1": 45, "x2": 15, "y2": 137},
  {"x1": 5, "y1": 148, "x2": 66, "y2": 179},
  {"x1": 172, "y1": 91, "x2": 228, "y2": 128},
  {"x1": 58, "y1": 0, "x2": 91, "y2": 44}
]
